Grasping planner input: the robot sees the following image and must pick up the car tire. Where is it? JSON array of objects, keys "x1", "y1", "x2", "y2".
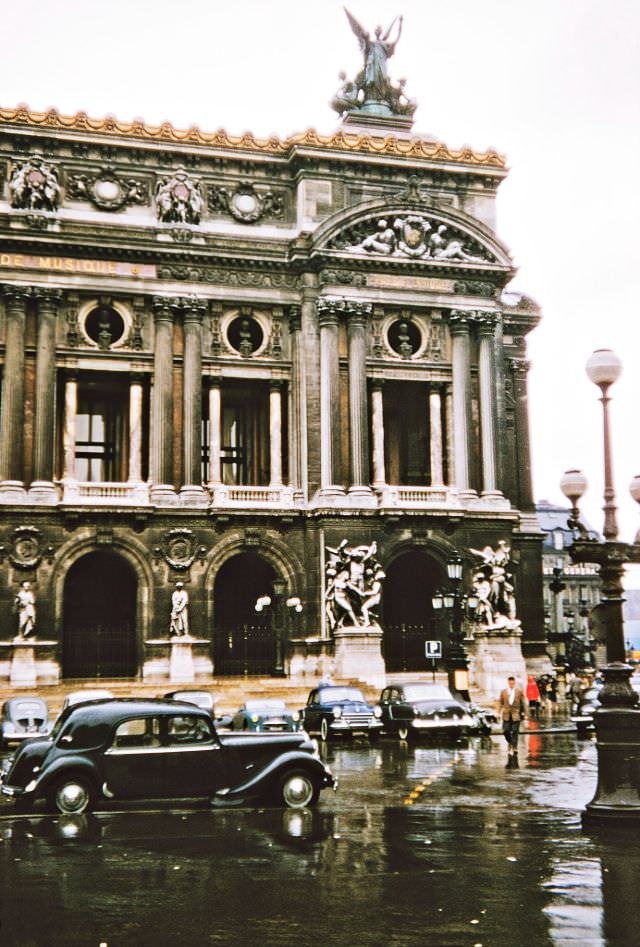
[
  {"x1": 397, "y1": 725, "x2": 410, "y2": 741},
  {"x1": 320, "y1": 718, "x2": 329, "y2": 741},
  {"x1": 279, "y1": 769, "x2": 319, "y2": 809},
  {"x1": 49, "y1": 775, "x2": 96, "y2": 815}
]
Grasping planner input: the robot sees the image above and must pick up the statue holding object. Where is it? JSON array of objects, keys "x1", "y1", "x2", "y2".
[{"x1": 325, "y1": 540, "x2": 386, "y2": 630}]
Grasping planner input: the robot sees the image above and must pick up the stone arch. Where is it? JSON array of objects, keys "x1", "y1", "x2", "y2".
[
  {"x1": 310, "y1": 198, "x2": 513, "y2": 269},
  {"x1": 52, "y1": 530, "x2": 154, "y2": 655}
]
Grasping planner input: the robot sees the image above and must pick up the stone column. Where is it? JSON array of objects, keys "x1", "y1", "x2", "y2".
[
  {"x1": 150, "y1": 297, "x2": 176, "y2": 504},
  {"x1": 31, "y1": 288, "x2": 62, "y2": 502},
  {"x1": 429, "y1": 386, "x2": 444, "y2": 486},
  {"x1": 370, "y1": 380, "x2": 386, "y2": 489},
  {"x1": 128, "y1": 374, "x2": 144, "y2": 483},
  {"x1": 510, "y1": 357, "x2": 535, "y2": 511},
  {"x1": 288, "y1": 305, "x2": 305, "y2": 500},
  {"x1": 0, "y1": 287, "x2": 30, "y2": 501},
  {"x1": 207, "y1": 380, "x2": 222, "y2": 486},
  {"x1": 317, "y1": 298, "x2": 344, "y2": 498},
  {"x1": 346, "y1": 302, "x2": 374, "y2": 502},
  {"x1": 269, "y1": 381, "x2": 283, "y2": 488},
  {"x1": 449, "y1": 310, "x2": 474, "y2": 495},
  {"x1": 179, "y1": 297, "x2": 207, "y2": 506},
  {"x1": 62, "y1": 375, "x2": 77, "y2": 481},
  {"x1": 474, "y1": 312, "x2": 501, "y2": 496},
  {"x1": 445, "y1": 384, "x2": 454, "y2": 487}
]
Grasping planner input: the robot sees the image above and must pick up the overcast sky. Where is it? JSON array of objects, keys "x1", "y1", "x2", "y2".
[{"x1": 2, "y1": 0, "x2": 639, "y2": 552}]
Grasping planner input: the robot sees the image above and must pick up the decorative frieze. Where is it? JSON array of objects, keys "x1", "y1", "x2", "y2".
[
  {"x1": 156, "y1": 264, "x2": 297, "y2": 289},
  {"x1": 208, "y1": 182, "x2": 285, "y2": 223},
  {"x1": 328, "y1": 214, "x2": 493, "y2": 263},
  {"x1": 66, "y1": 168, "x2": 149, "y2": 210}
]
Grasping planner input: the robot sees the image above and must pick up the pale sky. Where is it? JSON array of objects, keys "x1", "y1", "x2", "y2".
[{"x1": 2, "y1": 0, "x2": 640, "y2": 550}]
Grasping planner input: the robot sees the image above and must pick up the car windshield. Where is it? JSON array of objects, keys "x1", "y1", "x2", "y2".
[
  {"x1": 244, "y1": 700, "x2": 286, "y2": 712},
  {"x1": 171, "y1": 692, "x2": 214, "y2": 708},
  {"x1": 319, "y1": 688, "x2": 365, "y2": 704},
  {"x1": 402, "y1": 685, "x2": 454, "y2": 702}
]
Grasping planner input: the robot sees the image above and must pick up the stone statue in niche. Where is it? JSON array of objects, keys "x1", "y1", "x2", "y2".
[
  {"x1": 9, "y1": 157, "x2": 60, "y2": 212},
  {"x1": 14, "y1": 581, "x2": 36, "y2": 639},
  {"x1": 325, "y1": 540, "x2": 385, "y2": 630},
  {"x1": 155, "y1": 168, "x2": 203, "y2": 225},
  {"x1": 169, "y1": 582, "x2": 190, "y2": 637},
  {"x1": 469, "y1": 542, "x2": 520, "y2": 631}
]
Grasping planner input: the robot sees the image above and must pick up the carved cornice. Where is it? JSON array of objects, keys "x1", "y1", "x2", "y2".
[{"x1": 0, "y1": 105, "x2": 506, "y2": 169}]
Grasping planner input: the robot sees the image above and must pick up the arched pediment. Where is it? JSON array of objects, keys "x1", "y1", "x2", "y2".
[{"x1": 311, "y1": 199, "x2": 513, "y2": 269}]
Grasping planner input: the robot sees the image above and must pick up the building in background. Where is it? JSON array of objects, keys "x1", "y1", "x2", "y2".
[{"x1": 0, "y1": 45, "x2": 544, "y2": 689}]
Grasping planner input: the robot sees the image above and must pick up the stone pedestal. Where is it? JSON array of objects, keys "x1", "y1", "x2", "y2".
[
  {"x1": 467, "y1": 625, "x2": 527, "y2": 702},
  {"x1": 0, "y1": 639, "x2": 60, "y2": 686},
  {"x1": 333, "y1": 625, "x2": 386, "y2": 689},
  {"x1": 143, "y1": 637, "x2": 213, "y2": 683}
]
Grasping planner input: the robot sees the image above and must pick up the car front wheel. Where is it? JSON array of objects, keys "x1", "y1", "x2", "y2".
[
  {"x1": 320, "y1": 718, "x2": 329, "y2": 741},
  {"x1": 397, "y1": 724, "x2": 410, "y2": 741},
  {"x1": 49, "y1": 775, "x2": 95, "y2": 815},
  {"x1": 279, "y1": 769, "x2": 319, "y2": 809}
]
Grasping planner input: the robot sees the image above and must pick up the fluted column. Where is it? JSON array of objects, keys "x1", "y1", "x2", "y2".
[
  {"x1": 269, "y1": 381, "x2": 283, "y2": 488},
  {"x1": 445, "y1": 383, "x2": 454, "y2": 487},
  {"x1": 179, "y1": 296, "x2": 207, "y2": 505},
  {"x1": 288, "y1": 304, "x2": 305, "y2": 500},
  {"x1": 370, "y1": 380, "x2": 386, "y2": 489},
  {"x1": 150, "y1": 297, "x2": 176, "y2": 504},
  {"x1": 207, "y1": 380, "x2": 222, "y2": 486},
  {"x1": 128, "y1": 374, "x2": 144, "y2": 483},
  {"x1": 317, "y1": 298, "x2": 344, "y2": 497},
  {"x1": 346, "y1": 302, "x2": 373, "y2": 501},
  {"x1": 474, "y1": 312, "x2": 500, "y2": 495},
  {"x1": 62, "y1": 375, "x2": 77, "y2": 481},
  {"x1": 31, "y1": 288, "x2": 62, "y2": 501},
  {"x1": 449, "y1": 311, "x2": 474, "y2": 494},
  {"x1": 429, "y1": 386, "x2": 444, "y2": 486},
  {"x1": 0, "y1": 286, "x2": 30, "y2": 501},
  {"x1": 510, "y1": 357, "x2": 535, "y2": 511}
]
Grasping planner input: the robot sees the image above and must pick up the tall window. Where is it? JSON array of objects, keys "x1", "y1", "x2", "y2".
[
  {"x1": 75, "y1": 383, "x2": 127, "y2": 482},
  {"x1": 201, "y1": 383, "x2": 270, "y2": 485}
]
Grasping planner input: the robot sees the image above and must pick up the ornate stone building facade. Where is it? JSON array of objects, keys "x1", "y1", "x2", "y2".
[{"x1": 0, "y1": 101, "x2": 543, "y2": 687}]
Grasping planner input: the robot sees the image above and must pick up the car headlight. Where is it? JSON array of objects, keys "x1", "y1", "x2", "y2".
[
  {"x1": 373, "y1": 705, "x2": 382, "y2": 718},
  {"x1": 332, "y1": 706, "x2": 342, "y2": 719},
  {"x1": 250, "y1": 714, "x2": 260, "y2": 724},
  {"x1": 292, "y1": 711, "x2": 301, "y2": 722}
]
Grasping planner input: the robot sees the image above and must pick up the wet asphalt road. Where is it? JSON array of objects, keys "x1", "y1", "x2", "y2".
[{"x1": 1, "y1": 728, "x2": 639, "y2": 947}]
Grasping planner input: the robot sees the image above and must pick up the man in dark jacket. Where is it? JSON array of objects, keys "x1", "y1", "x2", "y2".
[{"x1": 497, "y1": 676, "x2": 528, "y2": 756}]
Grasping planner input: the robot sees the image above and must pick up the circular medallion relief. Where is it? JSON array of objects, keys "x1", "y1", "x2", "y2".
[
  {"x1": 387, "y1": 319, "x2": 422, "y2": 358},
  {"x1": 84, "y1": 305, "x2": 126, "y2": 349},
  {"x1": 94, "y1": 178, "x2": 122, "y2": 202},
  {"x1": 227, "y1": 315, "x2": 264, "y2": 357}
]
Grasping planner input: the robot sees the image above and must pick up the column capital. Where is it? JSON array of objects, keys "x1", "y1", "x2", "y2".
[
  {"x1": 509, "y1": 357, "x2": 531, "y2": 375},
  {"x1": 1, "y1": 285, "x2": 31, "y2": 309},
  {"x1": 317, "y1": 296, "x2": 345, "y2": 327},
  {"x1": 448, "y1": 309, "x2": 473, "y2": 333},
  {"x1": 175, "y1": 295, "x2": 206, "y2": 322},
  {"x1": 345, "y1": 301, "x2": 372, "y2": 326},
  {"x1": 471, "y1": 310, "x2": 499, "y2": 333},
  {"x1": 287, "y1": 304, "x2": 302, "y2": 333},
  {"x1": 32, "y1": 287, "x2": 63, "y2": 310},
  {"x1": 152, "y1": 296, "x2": 175, "y2": 322},
  {"x1": 369, "y1": 377, "x2": 385, "y2": 392},
  {"x1": 129, "y1": 371, "x2": 146, "y2": 385}
]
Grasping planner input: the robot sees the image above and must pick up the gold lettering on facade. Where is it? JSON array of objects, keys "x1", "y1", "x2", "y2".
[
  {"x1": 0, "y1": 254, "x2": 155, "y2": 278},
  {"x1": 366, "y1": 274, "x2": 455, "y2": 292}
]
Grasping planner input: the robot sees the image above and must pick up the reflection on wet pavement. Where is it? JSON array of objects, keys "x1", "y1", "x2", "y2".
[{"x1": 0, "y1": 732, "x2": 638, "y2": 946}]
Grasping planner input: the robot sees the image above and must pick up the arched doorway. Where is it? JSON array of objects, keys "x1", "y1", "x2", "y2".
[
  {"x1": 382, "y1": 549, "x2": 445, "y2": 672},
  {"x1": 213, "y1": 552, "x2": 278, "y2": 675},
  {"x1": 63, "y1": 551, "x2": 137, "y2": 679}
]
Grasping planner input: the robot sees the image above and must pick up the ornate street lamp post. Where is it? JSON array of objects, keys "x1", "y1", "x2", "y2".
[
  {"x1": 560, "y1": 349, "x2": 640, "y2": 824},
  {"x1": 255, "y1": 582, "x2": 303, "y2": 677},
  {"x1": 548, "y1": 558, "x2": 568, "y2": 693},
  {"x1": 432, "y1": 554, "x2": 477, "y2": 702}
]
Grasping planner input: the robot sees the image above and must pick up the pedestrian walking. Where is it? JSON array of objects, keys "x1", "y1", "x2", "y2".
[
  {"x1": 497, "y1": 675, "x2": 528, "y2": 757},
  {"x1": 525, "y1": 674, "x2": 541, "y2": 719}
]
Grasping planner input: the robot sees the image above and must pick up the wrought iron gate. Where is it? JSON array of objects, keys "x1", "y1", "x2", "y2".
[
  {"x1": 383, "y1": 622, "x2": 440, "y2": 672},
  {"x1": 214, "y1": 624, "x2": 276, "y2": 676},
  {"x1": 62, "y1": 622, "x2": 137, "y2": 679}
]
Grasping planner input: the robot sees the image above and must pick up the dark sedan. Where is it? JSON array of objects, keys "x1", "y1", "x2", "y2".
[
  {"x1": 1, "y1": 697, "x2": 52, "y2": 749},
  {"x1": 302, "y1": 686, "x2": 383, "y2": 741},
  {"x1": 231, "y1": 699, "x2": 302, "y2": 732},
  {"x1": 378, "y1": 682, "x2": 475, "y2": 740},
  {"x1": 0, "y1": 698, "x2": 336, "y2": 815}
]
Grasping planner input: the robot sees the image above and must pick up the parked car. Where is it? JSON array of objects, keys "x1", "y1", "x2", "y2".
[
  {"x1": 378, "y1": 682, "x2": 476, "y2": 741},
  {"x1": 62, "y1": 689, "x2": 114, "y2": 711},
  {"x1": 232, "y1": 699, "x2": 302, "y2": 733},
  {"x1": 302, "y1": 686, "x2": 383, "y2": 741},
  {"x1": 164, "y1": 689, "x2": 232, "y2": 729},
  {"x1": 0, "y1": 698, "x2": 336, "y2": 815},
  {"x1": 1, "y1": 697, "x2": 52, "y2": 749}
]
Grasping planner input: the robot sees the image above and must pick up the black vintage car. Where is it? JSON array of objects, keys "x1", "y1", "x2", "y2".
[
  {"x1": 0, "y1": 698, "x2": 336, "y2": 815},
  {"x1": 378, "y1": 682, "x2": 476, "y2": 740},
  {"x1": 302, "y1": 686, "x2": 383, "y2": 741}
]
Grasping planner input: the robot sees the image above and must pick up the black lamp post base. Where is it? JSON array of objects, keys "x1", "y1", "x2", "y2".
[{"x1": 582, "y1": 706, "x2": 640, "y2": 825}]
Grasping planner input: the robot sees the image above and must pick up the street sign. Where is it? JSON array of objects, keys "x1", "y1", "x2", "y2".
[{"x1": 425, "y1": 640, "x2": 442, "y2": 659}]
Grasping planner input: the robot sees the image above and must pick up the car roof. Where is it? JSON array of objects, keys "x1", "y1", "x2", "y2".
[{"x1": 60, "y1": 698, "x2": 212, "y2": 725}]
